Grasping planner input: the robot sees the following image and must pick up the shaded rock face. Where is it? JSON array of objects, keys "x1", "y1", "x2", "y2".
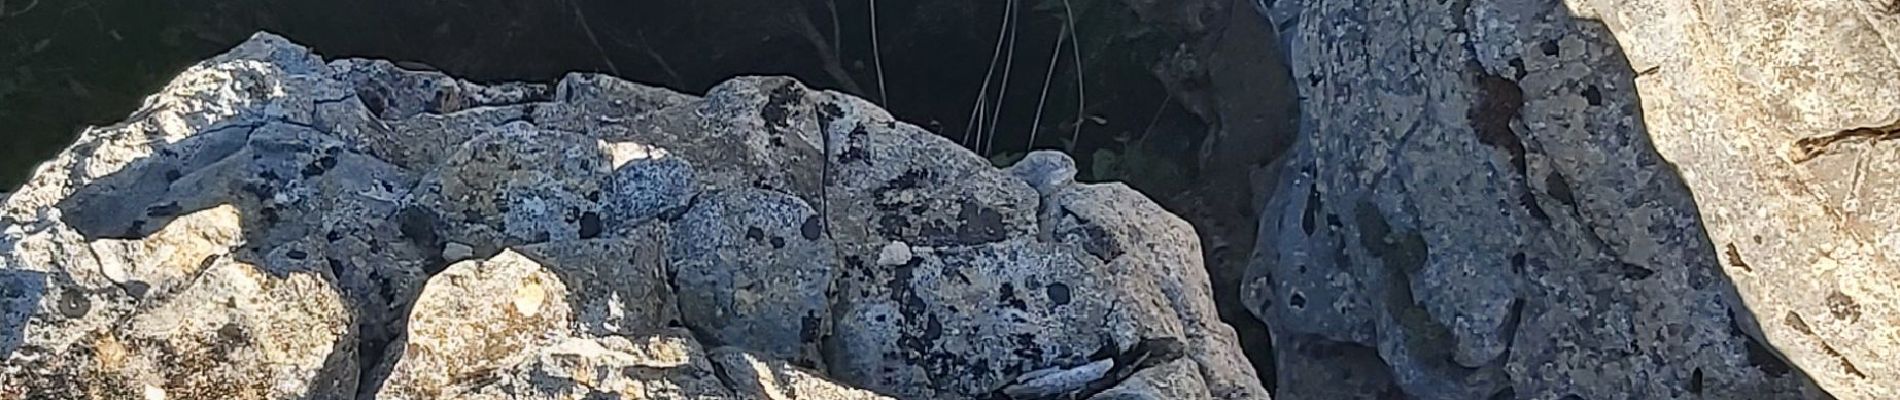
[
  {"x1": 0, "y1": 33, "x2": 1267, "y2": 399},
  {"x1": 1245, "y1": 0, "x2": 1895, "y2": 398}
]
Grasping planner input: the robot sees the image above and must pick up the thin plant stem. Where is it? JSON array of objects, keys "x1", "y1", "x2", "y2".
[
  {"x1": 1028, "y1": 24, "x2": 1069, "y2": 152},
  {"x1": 967, "y1": 1, "x2": 1013, "y2": 149},
  {"x1": 965, "y1": 86, "x2": 989, "y2": 147},
  {"x1": 570, "y1": 0, "x2": 621, "y2": 76},
  {"x1": 1139, "y1": 91, "x2": 1174, "y2": 145},
  {"x1": 1063, "y1": 0, "x2": 1085, "y2": 154},
  {"x1": 984, "y1": 0, "x2": 1020, "y2": 156},
  {"x1": 869, "y1": 0, "x2": 889, "y2": 105}
]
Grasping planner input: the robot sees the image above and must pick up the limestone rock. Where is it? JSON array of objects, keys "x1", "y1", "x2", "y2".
[
  {"x1": 602, "y1": 145, "x2": 696, "y2": 232},
  {"x1": 448, "y1": 331, "x2": 890, "y2": 400},
  {"x1": 1244, "y1": 0, "x2": 1882, "y2": 397},
  {"x1": 376, "y1": 248, "x2": 875, "y2": 400},
  {"x1": 516, "y1": 231, "x2": 681, "y2": 338},
  {"x1": 1, "y1": 32, "x2": 1268, "y2": 400},
  {"x1": 449, "y1": 333, "x2": 737, "y2": 400},
  {"x1": 668, "y1": 187, "x2": 837, "y2": 366},
  {"x1": 708, "y1": 346, "x2": 895, "y2": 400},
  {"x1": 1564, "y1": 1, "x2": 1900, "y2": 399},
  {"x1": 1088, "y1": 359, "x2": 1212, "y2": 400},
  {"x1": 376, "y1": 249, "x2": 571, "y2": 399},
  {"x1": 4, "y1": 206, "x2": 357, "y2": 399},
  {"x1": 406, "y1": 125, "x2": 617, "y2": 252},
  {"x1": 1, "y1": 33, "x2": 429, "y2": 399}
]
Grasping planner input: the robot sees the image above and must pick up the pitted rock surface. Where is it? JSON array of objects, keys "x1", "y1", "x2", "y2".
[
  {"x1": 1246, "y1": 0, "x2": 1897, "y2": 397},
  {"x1": 0, "y1": 32, "x2": 1267, "y2": 399},
  {"x1": 1564, "y1": 1, "x2": 1900, "y2": 398}
]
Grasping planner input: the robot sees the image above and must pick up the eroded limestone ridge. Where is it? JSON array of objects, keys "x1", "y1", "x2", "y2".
[{"x1": 0, "y1": 33, "x2": 1266, "y2": 400}]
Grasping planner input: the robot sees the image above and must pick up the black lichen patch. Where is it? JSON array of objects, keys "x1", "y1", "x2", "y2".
[
  {"x1": 56, "y1": 289, "x2": 90, "y2": 318},
  {"x1": 1302, "y1": 188, "x2": 1321, "y2": 235},
  {"x1": 1045, "y1": 282, "x2": 1072, "y2": 306},
  {"x1": 286, "y1": 249, "x2": 308, "y2": 260},
  {"x1": 770, "y1": 236, "x2": 787, "y2": 249},
  {"x1": 953, "y1": 202, "x2": 1006, "y2": 244},
  {"x1": 801, "y1": 312, "x2": 823, "y2": 342},
  {"x1": 801, "y1": 214, "x2": 824, "y2": 240},
  {"x1": 1689, "y1": 367, "x2": 1705, "y2": 394},
  {"x1": 122, "y1": 280, "x2": 150, "y2": 299},
  {"x1": 760, "y1": 83, "x2": 805, "y2": 135},
  {"x1": 1826, "y1": 291, "x2": 1861, "y2": 322},
  {"x1": 1541, "y1": 40, "x2": 1561, "y2": 56},
  {"x1": 1545, "y1": 171, "x2": 1576, "y2": 207},
  {"x1": 1471, "y1": 68, "x2": 1528, "y2": 177},
  {"x1": 1581, "y1": 85, "x2": 1603, "y2": 106},
  {"x1": 1057, "y1": 211, "x2": 1124, "y2": 261},
  {"x1": 217, "y1": 322, "x2": 245, "y2": 341},
  {"x1": 818, "y1": 101, "x2": 845, "y2": 127},
  {"x1": 839, "y1": 126, "x2": 873, "y2": 164},
  {"x1": 877, "y1": 214, "x2": 913, "y2": 239},
  {"x1": 746, "y1": 226, "x2": 766, "y2": 242},
  {"x1": 578, "y1": 211, "x2": 602, "y2": 239},
  {"x1": 300, "y1": 155, "x2": 338, "y2": 178},
  {"x1": 999, "y1": 282, "x2": 1028, "y2": 310},
  {"x1": 874, "y1": 168, "x2": 932, "y2": 199},
  {"x1": 1008, "y1": 333, "x2": 1044, "y2": 369}
]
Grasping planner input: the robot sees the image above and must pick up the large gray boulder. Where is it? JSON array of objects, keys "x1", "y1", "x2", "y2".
[
  {"x1": 1571, "y1": 1, "x2": 1900, "y2": 399},
  {"x1": 0, "y1": 32, "x2": 1268, "y2": 399},
  {"x1": 1246, "y1": 0, "x2": 1894, "y2": 398}
]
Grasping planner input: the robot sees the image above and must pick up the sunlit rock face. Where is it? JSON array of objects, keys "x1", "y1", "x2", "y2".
[
  {"x1": 0, "y1": 32, "x2": 1266, "y2": 400},
  {"x1": 1246, "y1": 0, "x2": 1895, "y2": 398}
]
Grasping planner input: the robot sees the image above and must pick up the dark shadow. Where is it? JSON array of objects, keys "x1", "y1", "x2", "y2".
[
  {"x1": 25, "y1": 83, "x2": 435, "y2": 397},
  {"x1": 0, "y1": 269, "x2": 46, "y2": 359},
  {"x1": 0, "y1": 0, "x2": 1198, "y2": 192},
  {"x1": 1244, "y1": 0, "x2": 1839, "y2": 398}
]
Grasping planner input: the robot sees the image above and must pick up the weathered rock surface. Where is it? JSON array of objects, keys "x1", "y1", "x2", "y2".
[
  {"x1": 0, "y1": 32, "x2": 1268, "y2": 399},
  {"x1": 1246, "y1": 0, "x2": 1896, "y2": 398},
  {"x1": 1570, "y1": 1, "x2": 1900, "y2": 399}
]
